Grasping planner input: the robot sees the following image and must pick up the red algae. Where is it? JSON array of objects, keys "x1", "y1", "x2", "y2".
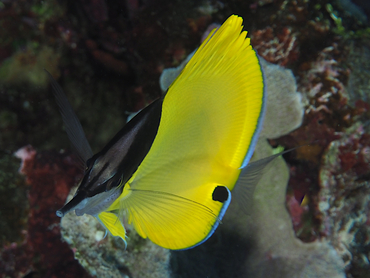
[
  {"x1": 251, "y1": 27, "x2": 299, "y2": 66},
  {"x1": 0, "y1": 146, "x2": 91, "y2": 278},
  {"x1": 286, "y1": 193, "x2": 309, "y2": 232},
  {"x1": 317, "y1": 125, "x2": 370, "y2": 273}
]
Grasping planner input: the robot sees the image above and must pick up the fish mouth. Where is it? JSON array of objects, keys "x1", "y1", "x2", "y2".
[
  {"x1": 56, "y1": 187, "x2": 122, "y2": 217},
  {"x1": 56, "y1": 191, "x2": 87, "y2": 217}
]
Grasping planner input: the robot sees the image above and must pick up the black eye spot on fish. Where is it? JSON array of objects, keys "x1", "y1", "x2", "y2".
[{"x1": 212, "y1": 186, "x2": 229, "y2": 203}]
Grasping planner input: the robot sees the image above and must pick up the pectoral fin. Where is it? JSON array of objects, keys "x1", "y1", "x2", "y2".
[{"x1": 233, "y1": 148, "x2": 297, "y2": 215}]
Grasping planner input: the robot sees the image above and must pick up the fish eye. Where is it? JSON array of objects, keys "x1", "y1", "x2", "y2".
[
  {"x1": 107, "y1": 177, "x2": 122, "y2": 191},
  {"x1": 115, "y1": 178, "x2": 123, "y2": 187}
]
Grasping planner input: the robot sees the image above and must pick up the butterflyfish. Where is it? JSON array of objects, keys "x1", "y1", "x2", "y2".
[{"x1": 49, "y1": 15, "x2": 271, "y2": 250}]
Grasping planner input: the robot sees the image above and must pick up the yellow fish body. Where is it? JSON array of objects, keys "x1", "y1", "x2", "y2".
[{"x1": 51, "y1": 15, "x2": 265, "y2": 250}]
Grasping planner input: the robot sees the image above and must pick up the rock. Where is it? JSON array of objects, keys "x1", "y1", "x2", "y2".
[{"x1": 61, "y1": 189, "x2": 171, "y2": 278}]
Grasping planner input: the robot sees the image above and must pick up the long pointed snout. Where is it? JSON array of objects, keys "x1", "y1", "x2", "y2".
[{"x1": 56, "y1": 191, "x2": 86, "y2": 217}]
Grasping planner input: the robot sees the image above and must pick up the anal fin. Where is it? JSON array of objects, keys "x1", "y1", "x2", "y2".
[{"x1": 98, "y1": 211, "x2": 127, "y2": 248}]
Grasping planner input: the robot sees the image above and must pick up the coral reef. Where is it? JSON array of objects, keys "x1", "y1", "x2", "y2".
[
  {"x1": 251, "y1": 27, "x2": 299, "y2": 66},
  {"x1": 346, "y1": 41, "x2": 370, "y2": 104},
  {"x1": 0, "y1": 146, "x2": 90, "y2": 278},
  {"x1": 0, "y1": 46, "x2": 60, "y2": 88},
  {"x1": 0, "y1": 151, "x2": 28, "y2": 246},
  {"x1": 318, "y1": 124, "x2": 370, "y2": 275},
  {"x1": 61, "y1": 207, "x2": 170, "y2": 278},
  {"x1": 258, "y1": 58, "x2": 303, "y2": 138},
  {"x1": 270, "y1": 16, "x2": 370, "y2": 278}
]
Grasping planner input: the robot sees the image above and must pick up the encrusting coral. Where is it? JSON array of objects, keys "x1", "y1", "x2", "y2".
[
  {"x1": 60, "y1": 197, "x2": 170, "y2": 278},
  {"x1": 318, "y1": 123, "x2": 370, "y2": 273}
]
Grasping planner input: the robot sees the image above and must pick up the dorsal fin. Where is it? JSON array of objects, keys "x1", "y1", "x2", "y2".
[{"x1": 45, "y1": 70, "x2": 93, "y2": 163}]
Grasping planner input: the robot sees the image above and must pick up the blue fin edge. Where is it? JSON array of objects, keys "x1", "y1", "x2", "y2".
[
  {"x1": 176, "y1": 187, "x2": 232, "y2": 251},
  {"x1": 241, "y1": 55, "x2": 267, "y2": 169}
]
